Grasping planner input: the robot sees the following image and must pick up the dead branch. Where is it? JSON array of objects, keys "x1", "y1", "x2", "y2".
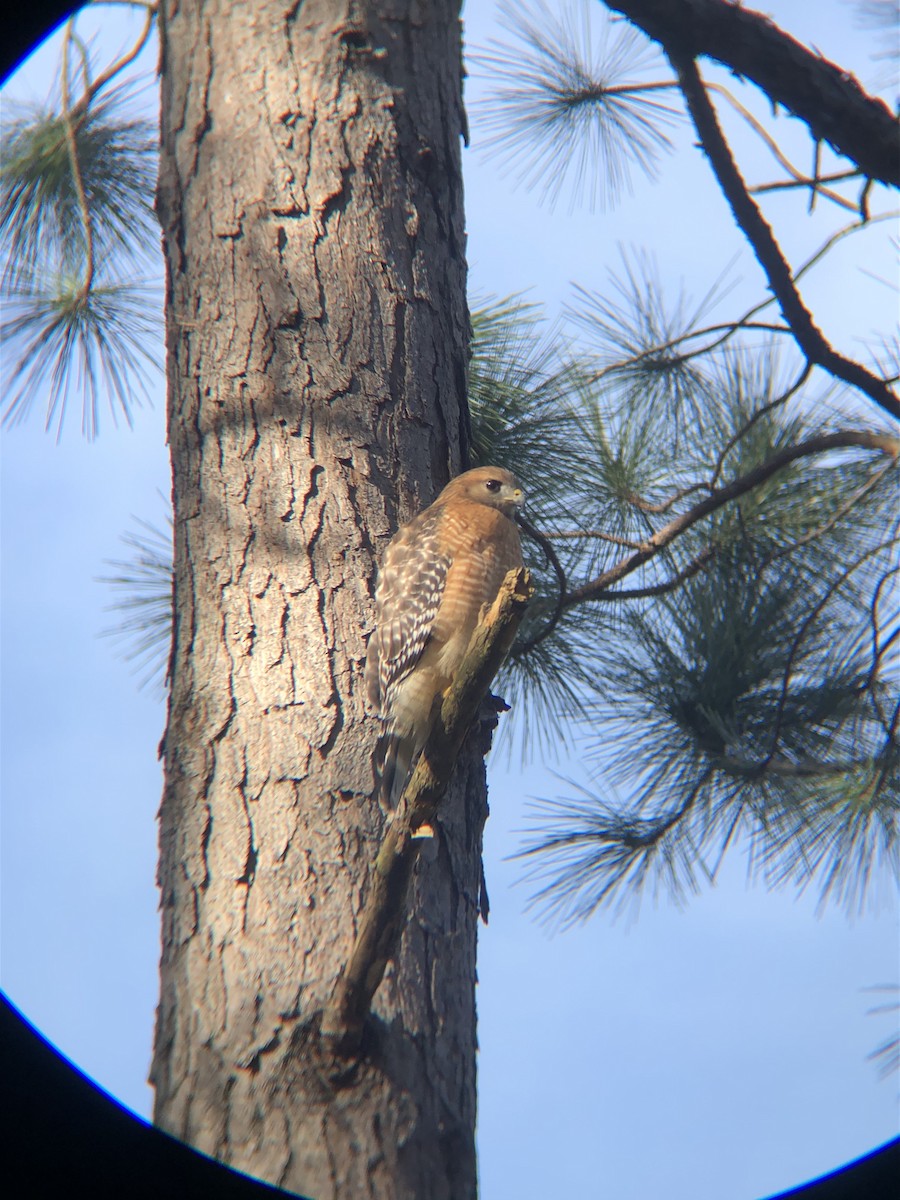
[
  {"x1": 321, "y1": 567, "x2": 533, "y2": 1055},
  {"x1": 707, "y1": 82, "x2": 862, "y2": 214}
]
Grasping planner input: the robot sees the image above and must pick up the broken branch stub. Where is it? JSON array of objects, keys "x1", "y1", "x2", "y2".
[{"x1": 321, "y1": 567, "x2": 533, "y2": 1054}]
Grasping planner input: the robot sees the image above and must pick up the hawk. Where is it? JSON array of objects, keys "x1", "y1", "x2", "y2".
[{"x1": 365, "y1": 466, "x2": 525, "y2": 808}]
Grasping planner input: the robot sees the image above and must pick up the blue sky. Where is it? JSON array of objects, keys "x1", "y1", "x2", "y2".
[{"x1": 1, "y1": 3, "x2": 897, "y2": 1198}]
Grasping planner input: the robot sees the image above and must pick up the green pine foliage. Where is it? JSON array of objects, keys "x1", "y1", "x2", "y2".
[
  {"x1": 1, "y1": 53, "x2": 160, "y2": 436},
  {"x1": 470, "y1": 284, "x2": 897, "y2": 921},
  {"x1": 1, "y1": 85, "x2": 157, "y2": 281},
  {"x1": 471, "y1": 0, "x2": 679, "y2": 209},
  {"x1": 2, "y1": 3, "x2": 896, "y2": 928},
  {"x1": 465, "y1": 0, "x2": 898, "y2": 924},
  {"x1": 97, "y1": 513, "x2": 174, "y2": 694}
]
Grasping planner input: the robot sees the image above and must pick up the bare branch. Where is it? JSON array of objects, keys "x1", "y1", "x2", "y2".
[
  {"x1": 750, "y1": 174, "x2": 862, "y2": 201},
  {"x1": 671, "y1": 53, "x2": 899, "y2": 420},
  {"x1": 589, "y1": 544, "x2": 715, "y2": 600},
  {"x1": 544, "y1": 529, "x2": 644, "y2": 547},
  {"x1": 66, "y1": 3, "x2": 158, "y2": 125},
  {"x1": 708, "y1": 82, "x2": 861, "y2": 214},
  {"x1": 625, "y1": 481, "x2": 711, "y2": 514},
  {"x1": 601, "y1": 0, "x2": 900, "y2": 186},
  {"x1": 60, "y1": 23, "x2": 94, "y2": 302}
]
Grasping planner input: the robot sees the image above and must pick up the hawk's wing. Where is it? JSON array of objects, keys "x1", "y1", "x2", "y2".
[{"x1": 364, "y1": 506, "x2": 452, "y2": 716}]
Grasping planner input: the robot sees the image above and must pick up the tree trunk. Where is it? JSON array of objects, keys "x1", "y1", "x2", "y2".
[{"x1": 150, "y1": 3, "x2": 482, "y2": 1196}]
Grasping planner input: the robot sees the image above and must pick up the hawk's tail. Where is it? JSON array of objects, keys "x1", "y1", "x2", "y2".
[{"x1": 374, "y1": 729, "x2": 415, "y2": 812}]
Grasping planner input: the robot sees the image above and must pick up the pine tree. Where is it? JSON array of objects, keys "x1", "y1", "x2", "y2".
[{"x1": 2, "y1": 1, "x2": 896, "y2": 1195}]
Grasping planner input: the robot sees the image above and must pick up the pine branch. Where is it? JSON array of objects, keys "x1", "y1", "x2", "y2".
[
  {"x1": 707, "y1": 83, "x2": 863, "y2": 215},
  {"x1": 759, "y1": 539, "x2": 898, "y2": 771},
  {"x1": 67, "y1": 4, "x2": 157, "y2": 122},
  {"x1": 321, "y1": 569, "x2": 533, "y2": 1055},
  {"x1": 579, "y1": 214, "x2": 897, "y2": 392},
  {"x1": 671, "y1": 53, "x2": 900, "y2": 421},
  {"x1": 1, "y1": 10, "x2": 161, "y2": 436},
  {"x1": 98, "y1": 511, "x2": 173, "y2": 691},
  {"x1": 60, "y1": 24, "x2": 95, "y2": 304},
  {"x1": 593, "y1": 545, "x2": 715, "y2": 600},
  {"x1": 566, "y1": 431, "x2": 899, "y2": 606},
  {"x1": 517, "y1": 769, "x2": 716, "y2": 925},
  {"x1": 471, "y1": 2, "x2": 680, "y2": 209},
  {"x1": 601, "y1": 0, "x2": 900, "y2": 187}
]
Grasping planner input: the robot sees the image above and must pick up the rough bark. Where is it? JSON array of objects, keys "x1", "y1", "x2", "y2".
[{"x1": 150, "y1": 3, "x2": 482, "y2": 1197}]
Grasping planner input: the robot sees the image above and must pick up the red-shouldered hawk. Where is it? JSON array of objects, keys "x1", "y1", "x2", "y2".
[{"x1": 365, "y1": 466, "x2": 525, "y2": 809}]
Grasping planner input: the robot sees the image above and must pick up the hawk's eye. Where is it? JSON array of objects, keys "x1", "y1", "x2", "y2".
[{"x1": 485, "y1": 479, "x2": 501, "y2": 493}]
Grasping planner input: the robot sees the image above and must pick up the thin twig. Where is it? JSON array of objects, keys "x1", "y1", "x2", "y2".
[
  {"x1": 60, "y1": 23, "x2": 94, "y2": 302},
  {"x1": 625, "y1": 481, "x2": 711, "y2": 514},
  {"x1": 790, "y1": 211, "x2": 898, "y2": 292},
  {"x1": 710, "y1": 362, "x2": 812, "y2": 487},
  {"x1": 601, "y1": 0, "x2": 900, "y2": 187},
  {"x1": 587, "y1": 545, "x2": 715, "y2": 601},
  {"x1": 38, "y1": 5, "x2": 158, "y2": 309},
  {"x1": 809, "y1": 139, "x2": 822, "y2": 215},
  {"x1": 751, "y1": 174, "x2": 861, "y2": 201},
  {"x1": 543, "y1": 529, "x2": 644, "y2": 548},
  {"x1": 514, "y1": 515, "x2": 567, "y2": 652},
  {"x1": 671, "y1": 52, "x2": 899, "y2": 421},
  {"x1": 69, "y1": 3, "x2": 157, "y2": 121},
  {"x1": 708, "y1": 82, "x2": 859, "y2": 214},
  {"x1": 565, "y1": 431, "x2": 899, "y2": 606}
]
